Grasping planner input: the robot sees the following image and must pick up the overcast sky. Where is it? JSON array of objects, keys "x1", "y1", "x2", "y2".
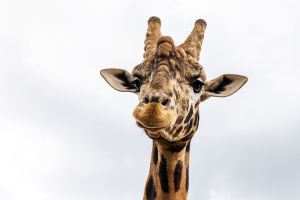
[{"x1": 0, "y1": 0, "x2": 299, "y2": 199}]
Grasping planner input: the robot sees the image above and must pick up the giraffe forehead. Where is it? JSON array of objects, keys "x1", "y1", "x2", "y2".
[
  {"x1": 136, "y1": 62, "x2": 196, "y2": 102},
  {"x1": 133, "y1": 57, "x2": 206, "y2": 83}
]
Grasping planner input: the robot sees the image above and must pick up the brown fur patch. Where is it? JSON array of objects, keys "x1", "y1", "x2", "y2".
[{"x1": 133, "y1": 103, "x2": 176, "y2": 128}]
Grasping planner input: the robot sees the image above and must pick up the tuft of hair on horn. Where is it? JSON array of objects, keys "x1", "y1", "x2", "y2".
[{"x1": 148, "y1": 16, "x2": 161, "y2": 25}]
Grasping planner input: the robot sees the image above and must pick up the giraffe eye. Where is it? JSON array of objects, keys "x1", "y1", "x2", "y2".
[
  {"x1": 132, "y1": 78, "x2": 141, "y2": 92},
  {"x1": 192, "y1": 79, "x2": 203, "y2": 93}
]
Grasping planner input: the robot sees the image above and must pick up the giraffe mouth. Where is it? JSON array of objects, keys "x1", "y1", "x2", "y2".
[
  {"x1": 136, "y1": 121, "x2": 166, "y2": 132},
  {"x1": 133, "y1": 102, "x2": 177, "y2": 129}
]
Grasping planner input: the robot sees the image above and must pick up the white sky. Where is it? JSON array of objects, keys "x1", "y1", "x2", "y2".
[{"x1": 0, "y1": 0, "x2": 299, "y2": 199}]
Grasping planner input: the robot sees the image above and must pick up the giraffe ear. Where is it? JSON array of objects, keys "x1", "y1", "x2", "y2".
[
  {"x1": 201, "y1": 74, "x2": 248, "y2": 101},
  {"x1": 100, "y1": 68, "x2": 137, "y2": 92}
]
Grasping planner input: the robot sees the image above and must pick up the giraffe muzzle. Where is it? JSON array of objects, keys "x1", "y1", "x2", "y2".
[{"x1": 133, "y1": 102, "x2": 177, "y2": 129}]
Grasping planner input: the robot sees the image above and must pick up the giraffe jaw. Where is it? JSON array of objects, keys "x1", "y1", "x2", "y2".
[{"x1": 133, "y1": 102, "x2": 177, "y2": 129}]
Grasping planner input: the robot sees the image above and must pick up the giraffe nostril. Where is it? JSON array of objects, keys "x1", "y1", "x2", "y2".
[
  {"x1": 162, "y1": 98, "x2": 170, "y2": 106},
  {"x1": 144, "y1": 96, "x2": 150, "y2": 104}
]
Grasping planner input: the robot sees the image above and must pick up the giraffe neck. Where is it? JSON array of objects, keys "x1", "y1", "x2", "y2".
[{"x1": 143, "y1": 140, "x2": 191, "y2": 200}]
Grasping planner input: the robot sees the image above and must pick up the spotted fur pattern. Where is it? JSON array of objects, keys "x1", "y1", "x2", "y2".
[{"x1": 136, "y1": 17, "x2": 207, "y2": 200}]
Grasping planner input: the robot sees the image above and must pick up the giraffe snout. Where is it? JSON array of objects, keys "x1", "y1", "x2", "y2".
[{"x1": 133, "y1": 93, "x2": 176, "y2": 129}]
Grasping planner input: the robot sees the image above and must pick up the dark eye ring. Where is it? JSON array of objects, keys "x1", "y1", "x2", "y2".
[
  {"x1": 192, "y1": 79, "x2": 203, "y2": 93},
  {"x1": 132, "y1": 78, "x2": 141, "y2": 92}
]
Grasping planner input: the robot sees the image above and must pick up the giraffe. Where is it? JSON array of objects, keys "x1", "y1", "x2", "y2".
[{"x1": 100, "y1": 16, "x2": 247, "y2": 200}]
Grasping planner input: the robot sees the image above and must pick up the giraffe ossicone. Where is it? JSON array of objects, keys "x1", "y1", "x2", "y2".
[{"x1": 100, "y1": 16, "x2": 248, "y2": 200}]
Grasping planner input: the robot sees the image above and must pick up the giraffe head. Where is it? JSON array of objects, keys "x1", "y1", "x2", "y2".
[{"x1": 101, "y1": 17, "x2": 247, "y2": 143}]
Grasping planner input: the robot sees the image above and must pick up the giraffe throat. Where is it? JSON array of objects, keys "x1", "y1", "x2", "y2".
[
  {"x1": 144, "y1": 141, "x2": 191, "y2": 200},
  {"x1": 142, "y1": 106, "x2": 199, "y2": 200}
]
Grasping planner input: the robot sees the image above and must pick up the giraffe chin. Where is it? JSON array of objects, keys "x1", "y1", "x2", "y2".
[{"x1": 133, "y1": 102, "x2": 177, "y2": 129}]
